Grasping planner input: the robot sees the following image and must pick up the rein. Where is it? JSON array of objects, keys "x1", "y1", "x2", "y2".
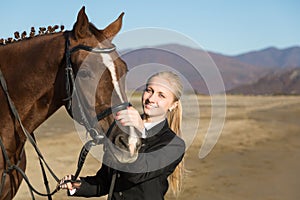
[
  {"x1": 0, "y1": 69, "x2": 60, "y2": 199},
  {"x1": 0, "y1": 33, "x2": 129, "y2": 200}
]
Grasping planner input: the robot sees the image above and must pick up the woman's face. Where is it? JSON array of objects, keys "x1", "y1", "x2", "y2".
[{"x1": 142, "y1": 76, "x2": 178, "y2": 122}]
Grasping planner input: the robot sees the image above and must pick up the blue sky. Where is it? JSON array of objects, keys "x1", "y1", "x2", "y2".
[{"x1": 0, "y1": 0, "x2": 299, "y2": 55}]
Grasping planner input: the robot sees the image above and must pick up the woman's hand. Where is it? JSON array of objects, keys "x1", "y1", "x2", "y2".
[
  {"x1": 115, "y1": 106, "x2": 144, "y2": 132},
  {"x1": 59, "y1": 175, "x2": 81, "y2": 190}
]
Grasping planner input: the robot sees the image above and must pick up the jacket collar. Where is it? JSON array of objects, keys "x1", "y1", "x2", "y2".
[{"x1": 143, "y1": 119, "x2": 169, "y2": 141}]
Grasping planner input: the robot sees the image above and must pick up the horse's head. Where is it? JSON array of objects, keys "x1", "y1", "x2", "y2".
[{"x1": 64, "y1": 7, "x2": 141, "y2": 163}]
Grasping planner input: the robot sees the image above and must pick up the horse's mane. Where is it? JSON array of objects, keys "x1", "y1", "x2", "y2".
[
  {"x1": 1, "y1": 23, "x2": 108, "y2": 46},
  {"x1": 0, "y1": 25, "x2": 65, "y2": 45}
]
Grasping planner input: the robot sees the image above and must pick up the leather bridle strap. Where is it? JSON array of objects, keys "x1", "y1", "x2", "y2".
[
  {"x1": 64, "y1": 33, "x2": 116, "y2": 113},
  {"x1": 64, "y1": 33, "x2": 121, "y2": 142},
  {"x1": 70, "y1": 44, "x2": 116, "y2": 54}
]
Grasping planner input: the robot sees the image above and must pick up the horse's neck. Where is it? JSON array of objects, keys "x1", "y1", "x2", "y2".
[{"x1": 0, "y1": 33, "x2": 66, "y2": 133}]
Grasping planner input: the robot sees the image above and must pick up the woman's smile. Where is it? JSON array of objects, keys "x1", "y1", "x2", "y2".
[{"x1": 144, "y1": 103, "x2": 158, "y2": 109}]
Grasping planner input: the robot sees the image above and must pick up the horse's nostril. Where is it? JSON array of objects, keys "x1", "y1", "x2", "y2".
[
  {"x1": 114, "y1": 134, "x2": 142, "y2": 154},
  {"x1": 115, "y1": 135, "x2": 128, "y2": 149}
]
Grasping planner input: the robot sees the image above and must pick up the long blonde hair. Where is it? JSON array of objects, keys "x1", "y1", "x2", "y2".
[{"x1": 148, "y1": 71, "x2": 184, "y2": 196}]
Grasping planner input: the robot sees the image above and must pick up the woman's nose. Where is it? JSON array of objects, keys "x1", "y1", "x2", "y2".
[{"x1": 147, "y1": 93, "x2": 157, "y2": 102}]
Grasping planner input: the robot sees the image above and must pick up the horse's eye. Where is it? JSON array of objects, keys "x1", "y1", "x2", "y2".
[{"x1": 78, "y1": 69, "x2": 91, "y2": 79}]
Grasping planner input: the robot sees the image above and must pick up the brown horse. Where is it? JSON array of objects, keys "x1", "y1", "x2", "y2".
[{"x1": 0, "y1": 7, "x2": 141, "y2": 200}]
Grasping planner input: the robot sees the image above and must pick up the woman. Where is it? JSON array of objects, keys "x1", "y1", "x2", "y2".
[{"x1": 60, "y1": 71, "x2": 185, "y2": 200}]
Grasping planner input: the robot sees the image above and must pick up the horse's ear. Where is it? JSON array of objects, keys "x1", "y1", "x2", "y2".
[
  {"x1": 73, "y1": 6, "x2": 89, "y2": 39},
  {"x1": 102, "y1": 12, "x2": 124, "y2": 41}
]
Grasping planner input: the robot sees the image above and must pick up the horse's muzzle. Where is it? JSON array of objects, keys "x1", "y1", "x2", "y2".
[{"x1": 112, "y1": 131, "x2": 142, "y2": 163}]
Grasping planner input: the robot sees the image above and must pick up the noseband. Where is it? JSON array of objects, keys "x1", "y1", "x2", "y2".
[{"x1": 64, "y1": 33, "x2": 130, "y2": 144}]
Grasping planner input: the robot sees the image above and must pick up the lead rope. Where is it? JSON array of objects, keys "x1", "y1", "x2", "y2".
[{"x1": 73, "y1": 121, "x2": 118, "y2": 200}]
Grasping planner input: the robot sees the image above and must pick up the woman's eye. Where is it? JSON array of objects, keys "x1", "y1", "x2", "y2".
[
  {"x1": 145, "y1": 88, "x2": 152, "y2": 93},
  {"x1": 159, "y1": 94, "x2": 165, "y2": 98}
]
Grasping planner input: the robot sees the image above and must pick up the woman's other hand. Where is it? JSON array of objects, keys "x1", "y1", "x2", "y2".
[{"x1": 59, "y1": 175, "x2": 81, "y2": 190}]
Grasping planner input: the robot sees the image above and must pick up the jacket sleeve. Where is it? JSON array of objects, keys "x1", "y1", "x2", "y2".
[
  {"x1": 71, "y1": 164, "x2": 111, "y2": 197},
  {"x1": 115, "y1": 135, "x2": 185, "y2": 189}
]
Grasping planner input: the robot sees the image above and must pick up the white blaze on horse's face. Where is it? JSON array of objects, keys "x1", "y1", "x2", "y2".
[
  {"x1": 100, "y1": 52, "x2": 138, "y2": 157},
  {"x1": 100, "y1": 53, "x2": 124, "y2": 103}
]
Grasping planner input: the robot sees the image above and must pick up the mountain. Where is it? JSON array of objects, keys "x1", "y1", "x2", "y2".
[
  {"x1": 228, "y1": 68, "x2": 300, "y2": 95},
  {"x1": 120, "y1": 44, "x2": 269, "y2": 94},
  {"x1": 233, "y1": 46, "x2": 300, "y2": 69},
  {"x1": 120, "y1": 44, "x2": 300, "y2": 95},
  {"x1": 208, "y1": 51, "x2": 269, "y2": 90}
]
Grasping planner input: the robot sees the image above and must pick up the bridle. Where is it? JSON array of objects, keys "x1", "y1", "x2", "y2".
[
  {"x1": 64, "y1": 32, "x2": 129, "y2": 142},
  {"x1": 64, "y1": 33, "x2": 131, "y2": 200},
  {"x1": 0, "y1": 32, "x2": 130, "y2": 200}
]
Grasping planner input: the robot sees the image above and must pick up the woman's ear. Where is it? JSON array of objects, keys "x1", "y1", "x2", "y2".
[{"x1": 169, "y1": 101, "x2": 179, "y2": 112}]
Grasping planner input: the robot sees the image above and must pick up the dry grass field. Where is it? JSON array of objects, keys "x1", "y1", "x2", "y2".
[{"x1": 14, "y1": 95, "x2": 300, "y2": 200}]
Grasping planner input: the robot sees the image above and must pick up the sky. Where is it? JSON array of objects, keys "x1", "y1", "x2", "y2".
[{"x1": 0, "y1": 0, "x2": 299, "y2": 55}]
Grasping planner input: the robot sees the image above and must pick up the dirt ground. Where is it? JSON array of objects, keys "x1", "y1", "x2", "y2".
[{"x1": 14, "y1": 95, "x2": 300, "y2": 200}]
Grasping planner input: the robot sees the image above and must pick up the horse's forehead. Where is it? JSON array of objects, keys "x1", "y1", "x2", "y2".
[
  {"x1": 79, "y1": 50, "x2": 126, "y2": 102},
  {"x1": 75, "y1": 33, "x2": 125, "y2": 103}
]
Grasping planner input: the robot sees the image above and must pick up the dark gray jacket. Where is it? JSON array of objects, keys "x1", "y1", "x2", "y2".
[{"x1": 72, "y1": 119, "x2": 185, "y2": 200}]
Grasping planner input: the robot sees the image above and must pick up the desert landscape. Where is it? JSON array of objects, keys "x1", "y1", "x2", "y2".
[{"x1": 14, "y1": 95, "x2": 300, "y2": 200}]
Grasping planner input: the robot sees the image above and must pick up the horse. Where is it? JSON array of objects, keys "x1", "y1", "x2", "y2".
[{"x1": 0, "y1": 7, "x2": 141, "y2": 200}]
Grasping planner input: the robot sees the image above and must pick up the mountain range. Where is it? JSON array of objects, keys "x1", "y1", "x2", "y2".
[
  {"x1": 228, "y1": 68, "x2": 300, "y2": 95},
  {"x1": 233, "y1": 46, "x2": 300, "y2": 69},
  {"x1": 120, "y1": 45, "x2": 300, "y2": 95}
]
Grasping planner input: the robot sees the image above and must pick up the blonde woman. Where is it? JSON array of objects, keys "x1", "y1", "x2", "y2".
[{"x1": 60, "y1": 71, "x2": 185, "y2": 200}]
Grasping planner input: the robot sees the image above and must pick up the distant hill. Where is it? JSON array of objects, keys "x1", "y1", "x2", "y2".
[
  {"x1": 120, "y1": 44, "x2": 300, "y2": 94},
  {"x1": 208, "y1": 51, "x2": 269, "y2": 90},
  {"x1": 233, "y1": 46, "x2": 300, "y2": 69},
  {"x1": 228, "y1": 68, "x2": 300, "y2": 95},
  {"x1": 121, "y1": 44, "x2": 269, "y2": 94}
]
